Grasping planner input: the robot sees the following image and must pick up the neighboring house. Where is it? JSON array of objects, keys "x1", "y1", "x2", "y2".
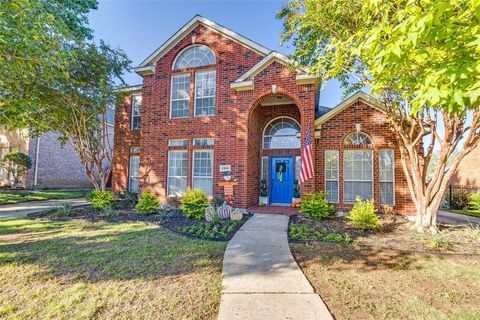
[
  {"x1": 451, "y1": 146, "x2": 480, "y2": 188},
  {"x1": 0, "y1": 104, "x2": 115, "y2": 188},
  {"x1": 112, "y1": 15, "x2": 413, "y2": 215}
]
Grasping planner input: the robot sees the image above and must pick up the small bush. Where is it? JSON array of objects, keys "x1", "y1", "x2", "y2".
[
  {"x1": 347, "y1": 197, "x2": 381, "y2": 230},
  {"x1": 0, "y1": 152, "x2": 32, "y2": 187},
  {"x1": 422, "y1": 232, "x2": 451, "y2": 250},
  {"x1": 299, "y1": 192, "x2": 335, "y2": 220},
  {"x1": 88, "y1": 190, "x2": 116, "y2": 209},
  {"x1": 54, "y1": 203, "x2": 72, "y2": 217},
  {"x1": 468, "y1": 192, "x2": 480, "y2": 211},
  {"x1": 450, "y1": 189, "x2": 470, "y2": 209},
  {"x1": 116, "y1": 191, "x2": 137, "y2": 208},
  {"x1": 135, "y1": 191, "x2": 160, "y2": 215},
  {"x1": 180, "y1": 190, "x2": 209, "y2": 219},
  {"x1": 288, "y1": 223, "x2": 351, "y2": 243}
]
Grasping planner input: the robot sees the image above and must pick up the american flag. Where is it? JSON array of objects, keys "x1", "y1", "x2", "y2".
[{"x1": 299, "y1": 120, "x2": 314, "y2": 184}]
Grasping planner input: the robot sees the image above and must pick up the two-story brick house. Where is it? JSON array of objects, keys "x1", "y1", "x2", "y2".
[{"x1": 113, "y1": 15, "x2": 413, "y2": 215}]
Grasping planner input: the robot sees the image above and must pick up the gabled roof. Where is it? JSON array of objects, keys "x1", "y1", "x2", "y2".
[
  {"x1": 134, "y1": 15, "x2": 272, "y2": 75},
  {"x1": 230, "y1": 51, "x2": 319, "y2": 91},
  {"x1": 315, "y1": 92, "x2": 385, "y2": 126}
]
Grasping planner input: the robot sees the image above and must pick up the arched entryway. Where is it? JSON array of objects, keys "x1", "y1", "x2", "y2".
[{"x1": 247, "y1": 93, "x2": 302, "y2": 206}]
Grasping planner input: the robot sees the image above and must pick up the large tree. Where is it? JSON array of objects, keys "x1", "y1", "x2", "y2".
[
  {"x1": 279, "y1": 0, "x2": 480, "y2": 231},
  {"x1": 0, "y1": 0, "x2": 131, "y2": 190}
]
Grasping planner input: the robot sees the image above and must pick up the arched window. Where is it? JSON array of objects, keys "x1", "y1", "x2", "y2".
[
  {"x1": 172, "y1": 45, "x2": 215, "y2": 70},
  {"x1": 344, "y1": 132, "x2": 372, "y2": 145},
  {"x1": 263, "y1": 117, "x2": 301, "y2": 149}
]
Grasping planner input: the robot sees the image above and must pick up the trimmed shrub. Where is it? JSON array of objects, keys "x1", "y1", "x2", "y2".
[
  {"x1": 299, "y1": 192, "x2": 335, "y2": 220},
  {"x1": 468, "y1": 192, "x2": 480, "y2": 211},
  {"x1": 450, "y1": 189, "x2": 470, "y2": 209},
  {"x1": 88, "y1": 190, "x2": 116, "y2": 209},
  {"x1": 116, "y1": 191, "x2": 137, "y2": 208},
  {"x1": 135, "y1": 191, "x2": 160, "y2": 215},
  {"x1": 180, "y1": 190, "x2": 209, "y2": 219},
  {"x1": 347, "y1": 197, "x2": 381, "y2": 230}
]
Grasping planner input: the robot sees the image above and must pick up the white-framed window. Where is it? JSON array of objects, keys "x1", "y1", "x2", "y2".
[
  {"x1": 172, "y1": 45, "x2": 216, "y2": 70},
  {"x1": 325, "y1": 150, "x2": 339, "y2": 203},
  {"x1": 192, "y1": 150, "x2": 213, "y2": 196},
  {"x1": 379, "y1": 149, "x2": 395, "y2": 205},
  {"x1": 344, "y1": 132, "x2": 372, "y2": 145},
  {"x1": 193, "y1": 138, "x2": 214, "y2": 146},
  {"x1": 295, "y1": 156, "x2": 301, "y2": 181},
  {"x1": 194, "y1": 70, "x2": 216, "y2": 117},
  {"x1": 131, "y1": 95, "x2": 142, "y2": 130},
  {"x1": 170, "y1": 73, "x2": 190, "y2": 118},
  {"x1": 130, "y1": 147, "x2": 140, "y2": 153},
  {"x1": 344, "y1": 150, "x2": 373, "y2": 202},
  {"x1": 168, "y1": 139, "x2": 188, "y2": 147},
  {"x1": 128, "y1": 155, "x2": 140, "y2": 193},
  {"x1": 263, "y1": 117, "x2": 301, "y2": 149},
  {"x1": 167, "y1": 150, "x2": 188, "y2": 196},
  {"x1": 261, "y1": 156, "x2": 269, "y2": 181}
]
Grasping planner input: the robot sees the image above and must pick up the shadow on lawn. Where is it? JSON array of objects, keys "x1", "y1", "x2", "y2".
[
  {"x1": 0, "y1": 222, "x2": 226, "y2": 282},
  {"x1": 291, "y1": 242, "x2": 447, "y2": 273}
]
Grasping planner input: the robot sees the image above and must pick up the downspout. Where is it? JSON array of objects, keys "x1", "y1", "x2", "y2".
[{"x1": 34, "y1": 137, "x2": 40, "y2": 187}]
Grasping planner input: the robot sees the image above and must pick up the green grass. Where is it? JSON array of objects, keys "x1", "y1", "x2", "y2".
[
  {"x1": 0, "y1": 218, "x2": 226, "y2": 319},
  {"x1": 0, "y1": 190, "x2": 90, "y2": 205},
  {"x1": 445, "y1": 209, "x2": 480, "y2": 218}
]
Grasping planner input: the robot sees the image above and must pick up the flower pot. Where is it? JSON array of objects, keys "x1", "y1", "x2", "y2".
[
  {"x1": 292, "y1": 197, "x2": 301, "y2": 204},
  {"x1": 259, "y1": 196, "x2": 269, "y2": 205}
]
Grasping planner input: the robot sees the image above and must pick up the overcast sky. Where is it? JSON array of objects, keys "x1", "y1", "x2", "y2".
[{"x1": 88, "y1": 0, "x2": 346, "y2": 107}]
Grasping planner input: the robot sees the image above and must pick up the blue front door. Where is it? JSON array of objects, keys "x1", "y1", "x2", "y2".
[{"x1": 270, "y1": 157, "x2": 294, "y2": 204}]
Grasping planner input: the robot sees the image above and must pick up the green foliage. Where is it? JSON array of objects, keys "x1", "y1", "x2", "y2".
[
  {"x1": 116, "y1": 191, "x2": 137, "y2": 208},
  {"x1": 293, "y1": 179, "x2": 301, "y2": 198},
  {"x1": 88, "y1": 190, "x2": 116, "y2": 209},
  {"x1": 54, "y1": 203, "x2": 73, "y2": 217},
  {"x1": 289, "y1": 223, "x2": 351, "y2": 243},
  {"x1": 450, "y1": 189, "x2": 471, "y2": 209},
  {"x1": 134, "y1": 191, "x2": 160, "y2": 215},
  {"x1": 182, "y1": 220, "x2": 240, "y2": 239},
  {"x1": 468, "y1": 192, "x2": 480, "y2": 211},
  {"x1": 0, "y1": 152, "x2": 32, "y2": 186},
  {"x1": 422, "y1": 232, "x2": 451, "y2": 250},
  {"x1": 299, "y1": 192, "x2": 335, "y2": 220},
  {"x1": 180, "y1": 190, "x2": 209, "y2": 219},
  {"x1": 347, "y1": 197, "x2": 381, "y2": 230},
  {"x1": 260, "y1": 179, "x2": 268, "y2": 197}
]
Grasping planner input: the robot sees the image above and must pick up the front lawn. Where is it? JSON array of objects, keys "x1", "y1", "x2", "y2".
[
  {"x1": 291, "y1": 242, "x2": 480, "y2": 320},
  {"x1": 445, "y1": 209, "x2": 480, "y2": 219},
  {"x1": 0, "y1": 190, "x2": 90, "y2": 205},
  {"x1": 0, "y1": 218, "x2": 226, "y2": 320}
]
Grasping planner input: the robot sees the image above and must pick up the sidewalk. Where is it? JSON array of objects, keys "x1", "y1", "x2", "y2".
[
  {"x1": 437, "y1": 210, "x2": 480, "y2": 226},
  {"x1": 218, "y1": 214, "x2": 333, "y2": 320},
  {"x1": 0, "y1": 198, "x2": 88, "y2": 219}
]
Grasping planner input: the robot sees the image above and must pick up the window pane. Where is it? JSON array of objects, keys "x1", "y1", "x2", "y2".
[
  {"x1": 169, "y1": 139, "x2": 188, "y2": 147},
  {"x1": 380, "y1": 182, "x2": 394, "y2": 205},
  {"x1": 193, "y1": 138, "x2": 214, "y2": 146},
  {"x1": 344, "y1": 150, "x2": 373, "y2": 202},
  {"x1": 171, "y1": 74, "x2": 190, "y2": 118},
  {"x1": 261, "y1": 156, "x2": 269, "y2": 181},
  {"x1": 168, "y1": 151, "x2": 188, "y2": 196},
  {"x1": 195, "y1": 71, "x2": 216, "y2": 116},
  {"x1": 344, "y1": 181, "x2": 373, "y2": 203},
  {"x1": 263, "y1": 117, "x2": 301, "y2": 149},
  {"x1": 325, "y1": 151, "x2": 339, "y2": 202},
  {"x1": 128, "y1": 156, "x2": 140, "y2": 193},
  {"x1": 295, "y1": 156, "x2": 301, "y2": 181},
  {"x1": 173, "y1": 45, "x2": 216, "y2": 70},
  {"x1": 380, "y1": 149, "x2": 394, "y2": 204},
  {"x1": 131, "y1": 95, "x2": 142, "y2": 130},
  {"x1": 192, "y1": 150, "x2": 213, "y2": 196},
  {"x1": 326, "y1": 181, "x2": 338, "y2": 202}
]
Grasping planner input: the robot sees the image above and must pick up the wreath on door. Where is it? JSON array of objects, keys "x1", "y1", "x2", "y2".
[{"x1": 276, "y1": 162, "x2": 286, "y2": 182}]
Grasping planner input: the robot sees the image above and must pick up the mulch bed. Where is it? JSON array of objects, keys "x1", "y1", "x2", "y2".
[
  {"x1": 27, "y1": 203, "x2": 251, "y2": 242},
  {"x1": 290, "y1": 214, "x2": 480, "y2": 255}
]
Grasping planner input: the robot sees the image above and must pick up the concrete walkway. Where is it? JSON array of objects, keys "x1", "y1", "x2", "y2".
[
  {"x1": 0, "y1": 198, "x2": 88, "y2": 219},
  {"x1": 218, "y1": 214, "x2": 333, "y2": 320},
  {"x1": 437, "y1": 210, "x2": 480, "y2": 226}
]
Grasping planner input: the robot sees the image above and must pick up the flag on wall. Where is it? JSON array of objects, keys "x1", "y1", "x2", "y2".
[{"x1": 299, "y1": 120, "x2": 314, "y2": 184}]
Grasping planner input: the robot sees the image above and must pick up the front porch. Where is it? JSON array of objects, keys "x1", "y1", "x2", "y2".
[{"x1": 248, "y1": 205, "x2": 299, "y2": 216}]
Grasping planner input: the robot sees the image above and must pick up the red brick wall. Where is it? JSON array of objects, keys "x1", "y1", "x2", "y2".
[{"x1": 315, "y1": 101, "x2": 414, "y2": 215}]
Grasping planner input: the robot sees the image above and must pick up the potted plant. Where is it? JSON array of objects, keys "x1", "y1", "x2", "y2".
[
  {"x1": 292, "y1": 179, "x2": 301, "y2": 207},
  {"x1": 259, "y1": 178, "x2": 269, "y2": 205}
]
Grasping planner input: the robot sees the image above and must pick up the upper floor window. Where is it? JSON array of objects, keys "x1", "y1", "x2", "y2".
[
  {"x1": 263, "y1": 117, "x2": 301, "y2": 149},
  {"x1": 344, "y1": 132, "x2": 372, "y2": 145},
  {"x1": 195, "y1": 70, "x2": 216, "y2": 116},
  {"x1": 172, "y1": 45, "x2": 216, "y2": 70},
  {"x1": 170, "y1": 74, "x2": 190, "y2": 118},
  {"x1": 131, "y1": 95, "x2": 142, "y2": 131}
]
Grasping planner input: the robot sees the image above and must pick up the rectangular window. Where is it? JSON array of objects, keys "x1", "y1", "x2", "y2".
[
  {"x1": 261, "y1": 156, "x2": 269, "y2": 181},
  {"x1": 193, "y1": 138, "x2": 214, "y2": 146},
  {"x1": 168, "y1": 150, "x2": 188, "y2": 196},
  {"x1": 379, "y1": 149, "x2": 395, "y2": 205},
  {"x1": 168, "y1": 139, "x2": 188, "y2": 147},
  {"x1": 325, "y1": 150, "x2": 339, "y2": 203},
  {"x1": 192, "y1": 150, "x2": 213, "y2": 196},
  {"x1": 131, "y1": 95, "x2": 142, "y2": 130},
  {"x1": 194, "y1": 70, "x2": 216, "y2": 116},
  {"x1": 128, "y1": 155, "x2": 140, "y2": 193},
  {"x1": 295, "y1": 156, "x2": 301, "y2": 181},
  {"x1": 170, "y1": 74, "x2": 190, "y2": 118},
  {"x1": 344, "y1": 150, "x2": 373, "y2": 203}
]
